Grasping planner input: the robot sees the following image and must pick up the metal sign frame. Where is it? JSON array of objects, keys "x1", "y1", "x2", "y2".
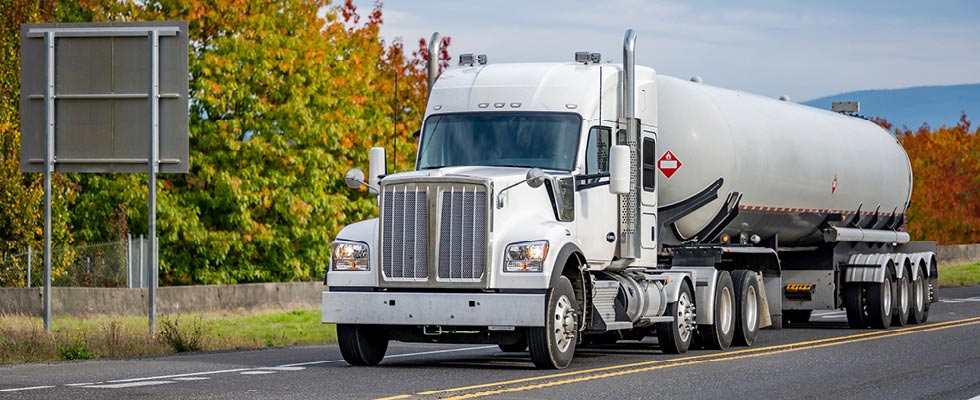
[{"x1": 20, "y1": 22, "x2": 189, "y2": 334}]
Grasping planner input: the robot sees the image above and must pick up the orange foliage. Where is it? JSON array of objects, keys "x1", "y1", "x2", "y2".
[{"x1": 896, "y1": 114, "x2": 980, "y2": 244}]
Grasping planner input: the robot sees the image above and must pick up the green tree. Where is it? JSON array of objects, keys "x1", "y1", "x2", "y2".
[
  {"x1": 67, "y1": 0, "x2": 441, "y2": 284},
  {"x1": 0, "y1": 0, "x2": 79, "y2": 285}
]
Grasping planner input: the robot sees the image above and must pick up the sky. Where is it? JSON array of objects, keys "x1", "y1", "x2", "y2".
[{"x1": 352, "y1": 0, "x2": 980, "y2": 101}]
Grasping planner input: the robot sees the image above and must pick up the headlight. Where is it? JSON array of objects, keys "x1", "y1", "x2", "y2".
[
  {"x1": 504, "y1": 241, "x2": 549, "y2": 272},
  {"x1": 331, "y1": 241, "x2": 370, "y2": 271}
]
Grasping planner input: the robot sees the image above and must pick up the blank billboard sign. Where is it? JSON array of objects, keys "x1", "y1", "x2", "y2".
[{"x1": 20, "y1": 21, "x2": 189, "y2": 173}]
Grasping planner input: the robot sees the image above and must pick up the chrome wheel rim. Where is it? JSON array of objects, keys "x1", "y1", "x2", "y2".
[
  {"x1": 745, "y1": 286, "x2": 758, "y2": 331},
  {"x1": 553, "y1": 295, "x2": 575, "y2": 353},
  {"x1": 884, "y1": 278, "x2": 892, "y2": 312},
  {"x1": 677, "y1": 292, "x2": 694, "y2": 342},
  {"x1": 719, "y1": 286, "x2": 733, "y2": 335},
  {"x1": 914, "y1": 275, "x2": 925, "y2": 312}
]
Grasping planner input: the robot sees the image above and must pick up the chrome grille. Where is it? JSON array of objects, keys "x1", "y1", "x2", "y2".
[
  {"x1": 382, "y1": 185, "x2": 428, "y2": 280},
  {"x1": 438, "y1": 186, "x2": 487, "y2": 281}
]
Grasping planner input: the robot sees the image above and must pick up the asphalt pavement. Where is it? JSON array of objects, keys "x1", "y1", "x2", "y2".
[{"x1": 2, "y1": 286, "x2": 980, "y2": 399}]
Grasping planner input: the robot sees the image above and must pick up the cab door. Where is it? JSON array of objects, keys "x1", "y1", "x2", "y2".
[{"x1": 575, "y1": 125, "x2": 618, "y2": 262}]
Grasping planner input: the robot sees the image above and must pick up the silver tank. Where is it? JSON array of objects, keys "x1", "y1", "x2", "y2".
[{"x1": 656, "y1": 75, "x2": 912, "y2": 245}]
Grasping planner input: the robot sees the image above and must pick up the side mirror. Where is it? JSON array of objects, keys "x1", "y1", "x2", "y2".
[
  {"x1": 526, "y1": 168, "x2": 545, "y2": 188},
  {"x1": 368, "y1": 147, "x2": 386, "y2": 194},
  {"x1": 345, "y1": 168, "x2": 366, "y2": 189},
  {"x1": 609, "y1": 145, "x2": 630, "y2": 195}
]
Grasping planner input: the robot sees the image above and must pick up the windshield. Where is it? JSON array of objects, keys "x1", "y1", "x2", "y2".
[{"x1": 417, "y1": 112, "x2": 582, "y2": 171}]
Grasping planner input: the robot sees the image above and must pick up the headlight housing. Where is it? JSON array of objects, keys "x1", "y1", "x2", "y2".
[
  {"x1": 504, "y1": 241, "x2": 549, "y2": 272},
  {"x1": 331, "y1": 241, "x2": 370, "y2": 271}
]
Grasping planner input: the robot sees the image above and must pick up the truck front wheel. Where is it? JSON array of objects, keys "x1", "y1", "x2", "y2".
[
  {"x1": 528, "y1": 275, "x2": 578, "y2": 369},
  {"x1": 337, "y1": 324, "x2": 389, "y2": 366},
  {"x1": 656, "y1": 281, "x2": 695, "y2": 354}
]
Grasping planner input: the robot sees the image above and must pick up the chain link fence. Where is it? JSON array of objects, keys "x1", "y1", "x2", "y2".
[{"x1": 0, "y1": 236, "x2": 153, "y2": 288}]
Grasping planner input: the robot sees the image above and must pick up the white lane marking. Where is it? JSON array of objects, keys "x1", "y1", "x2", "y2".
[
  {"x1": 275, "y1": 345, "x2": 497, "y2": 368},
  {"x1": 0, "y1": 386, "x2": 56, "y2": 392},
  {"x1": 941, "y1": 300, "x2": 966, "y2": 303},
  {"x1": 65, "y1": 383, "x2": 96, "y2": 386},
  {"x1": 83, "y1": 381, "x2": 175, "y2": 389},
  {"x1": 259, "y1": 366, "x2": 305, "y2": 371},
  {"x1": 240, "y1": 371, "x2": 277, "y2": 375},
  {"x1": 172, "y1": 377, "x2": 210, "y2": 381},
  {"x1": 967, "y1": 394, "x2": 980, "y2": 400},
  {"x1": 104, "y1": 368, "x2": 251, "y2": 383}
]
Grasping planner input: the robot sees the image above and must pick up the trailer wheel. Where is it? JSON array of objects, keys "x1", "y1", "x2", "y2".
[
  {"x1": 697, "y1": 271, "x2": 735, "y2": 350},
  {"x1": 498, "y1": 335, "x2": 528, "y2": 352},
  {"x1": 656, "y1": 280, "x2": 695, "y2": 354},
  {"x1": 908, "y1": 266, "x2": 928, "y2": 324},
  {"x1": 844, "y1": 284, "x2": 867, "y2": 329},
  {"x1": 731, "y1": 270, "x2": 760, "y2": 346},
  {"x1": 866, "y1": 267, "x2": 894, "y2": 329},
  {"x1": 891, "y1": 271, "x2": 911, "y2": 327},
  {"x1": 784, "y1": 310, "x2": 812, "y2": 325},
  {"x1": 529, "y1": 275, "x2": 578, "y2": 369},
  {"x1": 337, "y1": 324, "x2": 389, "y2": 366}
]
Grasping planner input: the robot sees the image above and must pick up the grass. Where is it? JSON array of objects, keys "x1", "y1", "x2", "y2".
[
  {"x1": 939, "y1": 262, "x2": 980, "y2": 287},
  {"x1": 0, "y1": 308, "x2": 336, "y2": 364}
]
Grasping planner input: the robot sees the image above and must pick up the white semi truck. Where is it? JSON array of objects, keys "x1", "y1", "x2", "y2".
[{"x1": 322, "y1": 30, "x2": 938, "y2": 369}]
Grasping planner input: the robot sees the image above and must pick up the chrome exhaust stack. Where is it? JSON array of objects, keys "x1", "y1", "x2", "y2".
[
  {"x1": 427, "y1": 32, "x2": 442, "y2": 96},
  {"x1": 617, "y1": 29, "x2": 642, "y2": 261}
]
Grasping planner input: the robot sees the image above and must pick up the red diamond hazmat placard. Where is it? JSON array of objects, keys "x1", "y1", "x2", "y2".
[{"x1": 658, "y1": 151, "x2": 682, "y2": 179}]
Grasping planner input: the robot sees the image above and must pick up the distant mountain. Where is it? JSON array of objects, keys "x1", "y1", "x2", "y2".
[{"x1": 803, "y1": 83, "x2": 980, "y2": 130}]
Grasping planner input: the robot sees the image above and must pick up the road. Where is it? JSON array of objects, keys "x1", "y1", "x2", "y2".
[{"x1": 3, "y1": 286, "x2": 980, "y2": 399}]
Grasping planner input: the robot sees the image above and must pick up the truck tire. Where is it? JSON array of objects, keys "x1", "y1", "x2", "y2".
[
  {"x1": 784, "y1": 310, "x2": 812, "y2": 325},
  {"x1": 731, "y1": 270, "x2": 760, "y2": 346},
  {"x1": 337, "y1": 324, "x2": 388, "y2": 366},
  {"x1": 844, "y1": 283, "x2": 868, "y2": 328},
  {"x1": 498, "y1": 335, "x2": 528, "y2": 352},
  {"x1": 697, "y1": 271, "x2": 735, "y2": 350},
  {"x1": 866, "y1": 267, "x2": 895, "y2": 329},
  {"x1": 908, "y1": 266, "x2": 928, "y2": 324},
  {"x1": 656, "y1": 281, "x2": 694, "y2": 354},
  {"x1": 528, "y1": 275, "x2": 578, "y2": 369},
  {"x1": 891, "y1": 271, "x2": 911, "y2": 327}
]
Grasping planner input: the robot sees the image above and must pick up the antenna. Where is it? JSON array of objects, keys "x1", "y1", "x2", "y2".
[{"x1": 393, "y1": 68, "x2": 399, "y2": 174}]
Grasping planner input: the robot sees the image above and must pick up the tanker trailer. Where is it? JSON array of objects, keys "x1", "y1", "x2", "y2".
[{"x1": 323, "y1": 29, "x2": 937, "y2": 369}]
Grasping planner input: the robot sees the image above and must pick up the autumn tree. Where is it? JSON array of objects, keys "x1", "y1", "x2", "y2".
[
  {"x1": 62, "y1": 0, "x2": 445, "y2": 284},
  {"x1": 897, "y1": 114, "x2": 980, "y2": 245},
  {"x1": 0, "y1": 0, "x2": 81, "y2": 285}
]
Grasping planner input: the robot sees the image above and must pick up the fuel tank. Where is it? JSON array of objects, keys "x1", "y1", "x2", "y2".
[{"x1": 656, "y1": 75, "x2": 912, "y2": 245}]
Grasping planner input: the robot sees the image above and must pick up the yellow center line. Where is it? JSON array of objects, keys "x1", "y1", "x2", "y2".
[
  {"x1": 412, "y1": 316, "x2": 980, "y2": 397},
  {"x1": 440, "y1": 318, "x2": 980, "y2": 400},
  {"x1": 374, "y1": 395, "x2": 412, "y2": 400}
]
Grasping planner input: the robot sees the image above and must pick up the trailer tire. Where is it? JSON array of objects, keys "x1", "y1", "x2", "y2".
[
  {"x1": 844, "y1": 284, "x2": 867, "y2": 329},
  {"x1": 529, "y1": 276, "x2": 578, "y2": 369},
  {"x1": 784, "y1": 310, "x2": 812, "y2": 325},
  {"x1": 866, "y1": 267, "x2": 894, "y2": 329},
  {"x1": 908, "y1": 266, "x2": 928, "y2": 324},
  {"x1": 891, "y1": 271, "x2": 911, "y2": 327},
  {"x1": 656, "y1": 281, "x2": 695, "y2": 354},
  {"x1": 731, "y1": 270, "x2": 760, "y2": 346},
  {"x1": 697, "y1": 271, "x2": 735, "y2": 350},
  {"x1": 337, "y1": 324, "x2": 388, "y2": 366}
]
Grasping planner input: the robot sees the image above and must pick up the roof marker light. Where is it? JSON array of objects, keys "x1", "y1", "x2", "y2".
[{"x1": 574, "y1": 51, "x2": 601, "y2": 64}]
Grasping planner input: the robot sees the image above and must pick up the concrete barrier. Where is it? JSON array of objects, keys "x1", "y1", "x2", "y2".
[
  {"x1": 938, "y1": 244, "x2": 980, "y2": 267},
  {"x1": 0, "y1": 282, "x2": 323, "y2": 317}
]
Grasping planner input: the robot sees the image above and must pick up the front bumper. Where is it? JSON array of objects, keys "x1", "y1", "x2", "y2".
[{"x1": 322, "y1": 291, "x2": 546, "y2": 327}]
